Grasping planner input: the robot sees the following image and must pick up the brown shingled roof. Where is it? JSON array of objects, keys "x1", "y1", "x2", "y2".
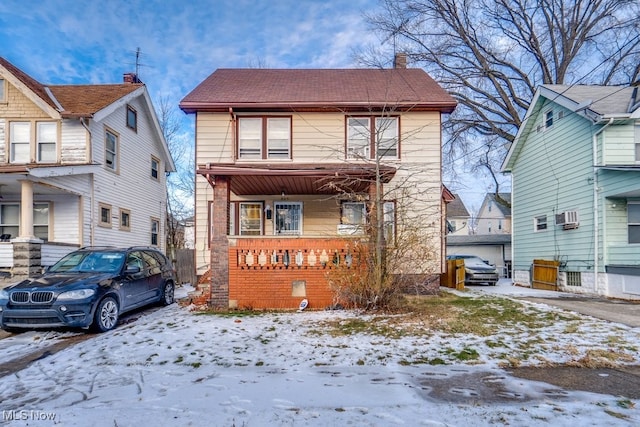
[
  {"x1": 49, "y1": 84, "x2": 143, "y2": 118},
  {"x1": 180, "y1": 68, "x2": 456, "y2": 113},
  {"x1": 1, "y1": 57, "x2": 142, "y2": 118}
]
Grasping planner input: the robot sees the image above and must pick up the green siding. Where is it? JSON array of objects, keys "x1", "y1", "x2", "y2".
[
  {"x1": 603, "y1": 123, "x2": 635, "y2": 165},
  {"x1": 511, "y1": 101, "x2": 596, "y2": 272}
]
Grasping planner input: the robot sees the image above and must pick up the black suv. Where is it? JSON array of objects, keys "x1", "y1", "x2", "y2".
[{"x1": 0, "y1": 246, "x2": 176, "y2": 332}]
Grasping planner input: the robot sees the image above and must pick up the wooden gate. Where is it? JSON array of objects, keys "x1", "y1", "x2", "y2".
[
  {"x1": 174, "y1": 249, "x2": 196, "y2": 285},
  {"x1": 532, "y1": 259, "x2": 559, "y2": 291},
  {"x1": 441, "y1": 259, "x2": 465, "y2": 290}
]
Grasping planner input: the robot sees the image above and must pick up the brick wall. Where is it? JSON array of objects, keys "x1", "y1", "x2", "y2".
[{"x1": 228, "y1": 237, "x2": 365, "y2": 310}]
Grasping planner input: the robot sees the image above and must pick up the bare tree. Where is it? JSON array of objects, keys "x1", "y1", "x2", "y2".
[
  {"x1": 156, "y1": 95, "x2": 195, "y2": 254},
  {"x1": 361, "y1": 0, "x2": 640, "y2": 193}
]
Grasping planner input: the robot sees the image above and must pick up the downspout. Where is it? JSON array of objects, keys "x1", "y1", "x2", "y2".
[
  {"x1": 593, "y1": 118, "x2": 614, "y2": 293},
  {"x1": 80, "y1": 117, "x2": 95, "y2": 246}
]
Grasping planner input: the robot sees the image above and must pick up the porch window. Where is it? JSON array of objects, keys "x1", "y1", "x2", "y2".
[
  {"x1": 274, "y1": 202, "x2": 302, "y2": 235},
  {"x1": 240, "y1": 202, "x2": 262, "y2": 236},
  {"x1": 628, "y1": 202, "x2": 640, "y2": 244},
  {"x1": 383, "y1": 201, "x2": 396, "y2": 243},
  {"x1": 237, "y1": 117, "x2": 291, "y2": 160},
  {"x1": 10, "y1": 122, "x2": 30, "y2": 163},
  {"x1": 151, "y1": 218, "x2": 160, "y2": 246},
  {"x1": 340, "y1": 202, "x2": 366, "y2": 234},
  {"x1": 0, "y1": 204, "x2": 19, "y2": 239},
  {"x1": 534, "y1": 215, "x2": 547, "y2": 231},
  {"x1": 33, "y1": 203, "x2": 49, "y2": 241},
  {"x1": 105, "y1": 129, "x2": 119, "y2": 171},
  {"x1": 347, "y1": 116, "x2": 399, "y2": 159},
  {"x1": 37, "y1": 122, "x2": 57, "y2": 163}
]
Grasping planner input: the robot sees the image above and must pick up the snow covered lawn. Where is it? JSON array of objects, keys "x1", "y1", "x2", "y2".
[{"x1": 0, "y1": 286, "x2": 638, "y2": 426}]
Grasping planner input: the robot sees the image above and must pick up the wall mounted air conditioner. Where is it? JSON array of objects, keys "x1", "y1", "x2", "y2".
[{"x1": 555, "y1": 210, "x2": 579, "y2": 229}]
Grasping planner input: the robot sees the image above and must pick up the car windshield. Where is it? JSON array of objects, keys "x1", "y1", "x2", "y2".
[
  {"x1": 49, "y1": 251, "x2": 125, "y2": 274},
  {"x1": 462, "y1": 256, "x2": 490, "y2": 266}
]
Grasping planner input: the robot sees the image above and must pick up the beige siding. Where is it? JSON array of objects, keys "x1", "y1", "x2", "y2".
[{"x1": 0, "y1": 81, "x2": 51, "y2": 119}]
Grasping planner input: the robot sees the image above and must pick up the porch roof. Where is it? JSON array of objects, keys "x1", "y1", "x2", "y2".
[{"x1": 196, "y1": 163, "x2": 397, "y2": 195}]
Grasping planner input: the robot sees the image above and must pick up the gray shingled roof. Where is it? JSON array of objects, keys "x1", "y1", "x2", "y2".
[
  {"x1": 447, "y1": 194, "x2": 470, "y2": 217},
  {"x1": 543, "y1": 84, "x2": 637, "y2": 116},
  {"x1": 486, "y1": 193, "x2": 511, "y2": 216}
]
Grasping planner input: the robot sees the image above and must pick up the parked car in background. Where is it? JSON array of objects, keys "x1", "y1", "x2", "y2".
[
  {"x1": 446, "y1": 254, "x2": 499, "y2": 286},
  {"x1": 0, "y1": 247, "x2": 176, "y2": 333}
]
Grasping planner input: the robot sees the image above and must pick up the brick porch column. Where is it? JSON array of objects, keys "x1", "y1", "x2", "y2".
[{"x1": 209, "y1": 176, "x2": 230, "y2": 308}]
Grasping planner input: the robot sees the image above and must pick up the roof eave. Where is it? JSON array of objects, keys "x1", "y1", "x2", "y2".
[{"x1": 180, "y1": 101, "x2": 457, "y2": 114}]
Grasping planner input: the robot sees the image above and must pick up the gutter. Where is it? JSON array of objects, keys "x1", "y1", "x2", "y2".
[{"x1": 593, "y1": 117, "x2": 614, "y2": 292}]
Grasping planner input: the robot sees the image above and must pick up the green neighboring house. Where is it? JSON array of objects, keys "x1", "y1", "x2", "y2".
[{"x1": 502, "y1": 84, "x2": 640, "y2": 300}]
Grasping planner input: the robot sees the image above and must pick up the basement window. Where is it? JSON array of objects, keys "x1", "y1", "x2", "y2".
[{"x1": 566, "y1": 271, "x2": 582, "y2": 287}]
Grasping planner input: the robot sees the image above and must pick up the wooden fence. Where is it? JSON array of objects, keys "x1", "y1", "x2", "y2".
[
  {"x1": 441, "y1": 259, "x2": 465, "y2": 290},
  {"x1": 532, "y1": 259, "x2": 559, "y2": 291},
  {"x1": 174, "y1": 249, "x2": 196, "y2": 285}
]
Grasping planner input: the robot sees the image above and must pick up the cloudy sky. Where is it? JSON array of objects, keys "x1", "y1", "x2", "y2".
[{"x1": 0, "y1": 0, "x2": 488, "y2": 210}]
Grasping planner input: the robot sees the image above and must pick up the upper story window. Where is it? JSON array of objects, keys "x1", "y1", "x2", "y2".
[
  {"x1": 635, "y1": 125, "x2": 640, "y2": 163},
  {"x1": 0, "y1": 78, "x2": 5, "y2": 102},
  {"x1": 628, "y1": 202, "x2": 640, "y2": 244},
  {"x1": 545, "y1": 110, "x2": 554, "y2": 129},
  {"x1": 105, "y1": 129, "x2": 119, "y2": 171},
  {"x1": 37, "y1": 122, "x2": 57, "y2": 163},
  {"x1": 237, "y1": 116, "x2": 291, "y2": 160},
  {"x1": 10, "y1": 122, "x2": 30, "y2": 163},
  {"x1": 347, "y1": 116, "x2": 399, "y2": 160},
  {"x1": 126, "y1": 105, "x2": 137, "y2": 131},
  {"x1": 534, "y1": 215, "x2": 547, "y2": 232},
  {"x1": 151, "y1": 156, "x2": 160, "y2": 180}
]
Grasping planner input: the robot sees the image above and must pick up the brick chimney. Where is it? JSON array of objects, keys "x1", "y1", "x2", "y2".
[
  {"x1": 394, "y1": 53, "x2": 407, "y2": 69},
  {"x1": 123, "y1": 72, "x2": 141, "y2": 84}
]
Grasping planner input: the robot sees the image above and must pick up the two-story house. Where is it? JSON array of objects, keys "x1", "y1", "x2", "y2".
[
  {"x1": 446, "y1": 194, "x2": 471, "y2": 236},
  {"x1": 180, "y1": 62, "x2": 456, "y2": 309},
  {"x1": 502, "y1": 84, "x2": 640, "y2": 299},
  {"x1": 0, "y1": 57, "x2": 175, "y2": 278},
  {"x1": 475, "y1": 193, "x2": 511, "y2": 235}
]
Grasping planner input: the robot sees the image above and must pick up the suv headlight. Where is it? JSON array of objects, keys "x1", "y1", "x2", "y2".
[
  {"x1": 57, "y1": 289, "x2": 96, "y2": 301},
  {"x1": 0, "y1": 289, "x2": 8, "y2": 301}
]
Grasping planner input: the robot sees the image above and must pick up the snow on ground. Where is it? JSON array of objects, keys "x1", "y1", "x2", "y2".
[{"x1": 0, "y1": 284, "x2": 639, "y2": 426}]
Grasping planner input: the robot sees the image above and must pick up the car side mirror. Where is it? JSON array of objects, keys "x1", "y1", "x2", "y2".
[{"x1": 125, "y1": 265, "x2": 141, "y2": 275}]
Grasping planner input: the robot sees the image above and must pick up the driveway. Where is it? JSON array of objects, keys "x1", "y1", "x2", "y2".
[{"x1": 466, "y1": 279, "x2": 640, "y2": 328}]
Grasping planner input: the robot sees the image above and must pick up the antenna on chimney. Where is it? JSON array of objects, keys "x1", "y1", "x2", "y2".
[{"x1": 124, "y1": 47, "x2": 148, "y2": 83}]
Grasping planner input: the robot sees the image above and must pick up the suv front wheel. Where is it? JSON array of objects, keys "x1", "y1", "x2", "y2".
[{"x1": 92, "y1": 296, "x2": 119, "y2": 332}]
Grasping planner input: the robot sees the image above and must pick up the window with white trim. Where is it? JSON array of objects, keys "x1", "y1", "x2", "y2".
[
  {"x1": 105, "y1": 129, "x2": 118, "y2": 171},
  {"x1": 635, "y1": 125, "x2": 640, "y2": 162},
  {"x1": 534, "y1": 215, "x2": 547, "y2": 231},
  {"x1": 239, "y1": 202, "x2": 262, "y2": 236},
  {"x1": 628, "y1": 202, "x2": 640, "y2": 244},
  {"x1": 347, "y1": 116, "x2": 399, "y2": 159},
  {"x1": 0, "y1": 204, "x2": 19, "y2": 239},
  {"x1": 340, "y1": 202, "x2": 366, "y2": 234},
  {"x1": 33, "y1": 203, "x2": 49, "y2": 241},
  {"x1": 10, "y1": 122, "x2": 30, "y2": 163},
  {"x1": 383, "y1": 201, "x2": 396, "y2": 243},
  {"x1": 274, "y1": 202, "x2": 302, "y2": 235},
  {"x1": 151, "y1": 218, "x2": 160, "y2": 246},
  {"x1": 151, "y1": 156, "x2": 160, "y2": 180},
  {"x1": 545, "y1": 110, "x2": 554, "y2": 128},
  {"x1": 237, "y1": 117, "x2": 291, "y2": 160},
  {"x1": 0, "y1": 78, "x2": 5, "y2": 102},
  {"x1": 37, "y1": 122, "x2": 57, "y2": 163}
]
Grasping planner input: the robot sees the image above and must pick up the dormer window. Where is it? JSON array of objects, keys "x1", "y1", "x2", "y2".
[{"x1": 126, "y1": 105, "x2": 137, "y2": 132}]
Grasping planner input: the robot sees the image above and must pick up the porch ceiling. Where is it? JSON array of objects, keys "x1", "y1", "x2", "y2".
[{"x1": 197, "y1": 163, "x2": 397, "y2": 196}]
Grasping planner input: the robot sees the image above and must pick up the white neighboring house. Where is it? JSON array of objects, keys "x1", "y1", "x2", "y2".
[
  {"x1": 446, "y1": 193, "x2": 471, "y2": 236},
  {"x1": 475, "y1": 193, "x2": 512, "y2": 235},
  {"x1": 0, "y1": 57, "x2": 175, "y2": 278}
]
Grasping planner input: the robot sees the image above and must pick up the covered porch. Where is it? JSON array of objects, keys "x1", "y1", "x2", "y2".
[{"x1": 196, "y1": 162, "x2": 396, "y2": 309}]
